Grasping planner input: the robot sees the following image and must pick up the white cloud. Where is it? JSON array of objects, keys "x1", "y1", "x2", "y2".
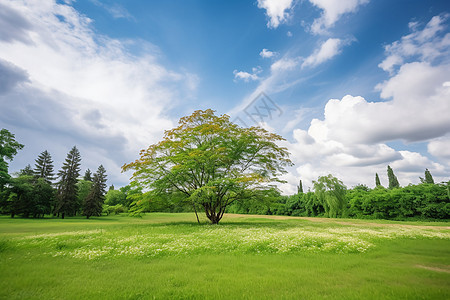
[
  {"x1": 0, "y1": 0, "x2": 197, "y2": 186},
  {"x1": 428, "y1": 136, "x2": 450, "y2": 161},
  {"x1": 233, "y1": 67, "x2": 262, "y2": 82},
  {"x1": 379, "y1": 14, "x2": 450, "y2": 73},
  {"x1": 90, "y1": 0, "x2": 134, "y2": 20},
  {"x1": 278, "y1": 14, "x2": 450, "y2": 192},
  {"x1": 257, "y1": 0, "x2": 295, "y2": 29},
  {"x1": 260, "y1": 48, "x2": 277, "y2": 58},
  {"x1": 309, "y1": 0, "x2": 369, "y2": 34},
  {"x1": 302, "y1": 38, "x2": 350, "y2": 68}
]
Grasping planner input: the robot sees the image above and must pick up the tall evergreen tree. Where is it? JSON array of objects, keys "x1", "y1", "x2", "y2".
[
  {"x1": 375, "y1": 173, "x2": 381, "y2": 187},
  {"x1": 56, "y1": 146, "x2": 81, "y2": 218},
  {"x1": 424, "y1": 169, "x2": 434, "y2": 184},
  {"x1": 83, "y1": 169, "x2": 92, "y2": 181},
  {"x1": 34, "y1": 150, "x2": 55, "y2": 183},
  {"x1": 297, "y1": 179, "x2": 303, "y2": 194},
  {"x1": 83, "y1": 165, "x2": 107, "y2": 219},
  {"x1": 387, "y1": 165, "x2": 400, "y2": 189}
]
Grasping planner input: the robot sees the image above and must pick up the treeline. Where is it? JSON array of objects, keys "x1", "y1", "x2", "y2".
[
  {"x1": 0, "y1": 129, "x2": 110, "y2": 219},
  {"x1": 227, "y1": 169, "x2": 450, "y2": 220}
]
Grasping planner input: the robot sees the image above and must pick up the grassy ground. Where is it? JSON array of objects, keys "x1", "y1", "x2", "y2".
[{"x1": 0, "y1": 213, "x2": 449, "y2": 299}]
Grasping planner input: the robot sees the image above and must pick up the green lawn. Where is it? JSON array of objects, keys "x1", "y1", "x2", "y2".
[{"x1": 0, "y1": 213, "x2": 449, "y2": 299}]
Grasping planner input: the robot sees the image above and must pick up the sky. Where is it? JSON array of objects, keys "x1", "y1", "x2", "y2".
[{"x1": 0, "y1": 0, "x2": 449, "y2": 194}]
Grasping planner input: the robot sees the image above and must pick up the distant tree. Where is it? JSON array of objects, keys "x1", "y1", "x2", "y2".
[
  {"x1": 375, "y1": 173, "x2": 381, "y2": 187},
  {"x1": 297, "y1": 179, "x2": 303, "y2": 194},
  {"x1": 55, "y1": 146, "x2": 81, "y2": 218},
  {"x1": 109, "y1": 184, "x2": 115, "y2": 191},
  {"x1": 83, "y1": 169, "x2": 92, "y2": 182},
  {"x1": 0, "y1": 129, "x2": 24, "y2": 191},
  {"x1": 18, "y1": 164, "x2": 34, "y2": 176},
  {"x1": 313, "y1": 174, "x2": 347, "y2": 218},
  {"x1": 7, "y1": 175, "x2": 53, "y2": 218},
  {"x1": 34, "y1": 150, "x2": 55, "y2": 183},
  {"x1": 76, "y1": 179, "x2": 93, "y2": 210},
  {"x1": 123, "y1": 109, "x2": 292, "y2": 224},
  {"x1": 387, "y1": 165, "x2": 400, "y2": 189},
  {"x1": 83, "y1": 165, "x2": 107, "y2": 219},
  {"x1": 424, "y1": 169, "x2": 434, "y2": 184},
  {"x1": 105, "y1": 189, "x2": 126, "y2": 206}
]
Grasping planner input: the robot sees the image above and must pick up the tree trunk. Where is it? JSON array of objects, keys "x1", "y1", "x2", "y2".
[
  {"x1": 193, "y1": 203, "x2": 200, "y2": 224},
  {"x1": 61, "y1": 212, "x2": 65, "y2": 219}
]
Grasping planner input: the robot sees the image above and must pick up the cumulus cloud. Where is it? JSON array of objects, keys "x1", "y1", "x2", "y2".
[
  {"x1": 302, "y1": 38, "x2": 350, "y2": 68},
  {"x1": 260, "y1": 48, "x2": 277, "y2": 58},
  {"x1": 428, "y1": 136, "x2": 450, "y2": 161},
  {"x1": 233, "y1": 67, "x2": 262, "y2": 82},
  {"x1": 279, "y1": 14, "x2": 450, "y2": 192},
  {"x1": 309, "y1": 0, "x2": 369, "y2": 34},
  {"x1": 0, "y1": 0, "x2": 196, "y2": 186},
  {"x1": 257, "y1": 0, "x2": 295, "y2": 29}
]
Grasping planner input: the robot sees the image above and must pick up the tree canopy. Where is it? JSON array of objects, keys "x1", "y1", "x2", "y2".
[
  {"x1": 123, "y1": 109, "x2": 292, "y2": 224},
  {"x1": 0, "y1": 129, "x2": 24, "y2": 191}
]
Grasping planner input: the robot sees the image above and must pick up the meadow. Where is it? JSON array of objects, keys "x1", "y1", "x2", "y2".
[{"x1": 0, "y1": 213, "x2": 449, "y2": 299}]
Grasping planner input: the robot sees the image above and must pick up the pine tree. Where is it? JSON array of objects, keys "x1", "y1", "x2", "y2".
[
  {"x1": 297, "y1": 179, "x2": 303, "y2": 194},
  {"x1": 18, "y1": 164, "x2": 34, "y2": 176},
  {"x1": 387, "y1": 165, "x2": 400, "y2": 189},
  {"x1": 424, "y1": 169, "x2": 434, "y2": 184},
  {"x1": 56, "y1": 146, "x2": 81, "y2": 218},
  {"x1": 83, "y1": 165, "x2": 107, "y2": 219},
  {"x1": 83, "y1": 169, "x2": 92, "y2": 181},
  {"x1": 375, "y1": 173, "x2": 381, "y2": 187},
  {"x1": 34, "y1": 150, "x2": 55, "y2": 183}
]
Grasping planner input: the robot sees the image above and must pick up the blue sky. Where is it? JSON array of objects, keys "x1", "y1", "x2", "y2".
[{"x1": 0, "y1": 0, "x2": 449, "y2": 193}]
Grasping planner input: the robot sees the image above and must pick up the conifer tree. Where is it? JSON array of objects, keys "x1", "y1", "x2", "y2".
[
  {"x1": 83, "y1": 165, "x2": 107, "y2": 219},
  {"x1": 18, "y1": 164, "x2": 34, "y2": 176},
  {"x1": 297, "y1": 179, "x2": 303, "y2": 194},
  {"x1": 34, "y1": 150, "x2": 55, "y2": 183},
  {"x1": 387, "y1": 165, "x2": 400, "y2": 189},
  {"x1": 375, "y1": 173, "x2": 381, "y2": 187},
  {"x1": 424, "y1": 169, "x2": 434, "y2": 184},
  {"x1": 55, "y1": 146, "x2": 81, "y2": 218},
  {"x1": 83, "y1": 169, "x2": 92, "y2": 181}
]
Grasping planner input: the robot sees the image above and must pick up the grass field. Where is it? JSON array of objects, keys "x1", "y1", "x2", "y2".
[{"x1": 0, "y1": 213, "x2": 449, "y2": 299}]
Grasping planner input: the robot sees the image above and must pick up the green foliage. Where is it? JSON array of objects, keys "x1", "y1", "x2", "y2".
[
  {"x1": 56, "y1": 146, "x2": 81, "y2": 218},
  {"x1": 0, "y1": 129, "x2": 24, "y2": 191},
  {"x1": 346, "y1": 182, "x2": 450, "y2": 219},
  {"x1": 387, "y1": 165, "x2": 400, "y2": 189},
  {"x1": 123, "y1": 109, "x2": 292, "y2": 224},
  {"x1": 424, "y1": 168, "x2": 434, "y2": 184},
  {"x1": 297, "y1": 179, "x2": 303, "y2": 194},
  {"x1": 83, "y1": 165, "x2": 107, "y2": 218},
  {"x1": 3, "y1": 175, "x2": 54, "y2": 218},
  {"x1": 83, "y1": 169, "x2": 92, "y2": 181},
  {"x1": 375, "y1": 173, "x2": 381, "y2": 187},
  {"x1": 313, "y1": 175, "x2": 347, "y2": 218},
  {"x1": 105, "y1": 189, "x2": 127, "y2": 206},
  {"x1": 34, "y1": 150, "x2": 55, "y2": 183},
  {"x1": 18, "y1": 164, "x2": 34, "y2": 176}
]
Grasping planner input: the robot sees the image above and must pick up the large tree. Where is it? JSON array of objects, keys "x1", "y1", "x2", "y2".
[
  {"x1": 313, "y1": 174, "x2": 347, "y2": 218},
  {"x1": 0, "y1": 129, "x2": 24, "y2": 191},
  {"x1": 55, "y1": 146, "x2": 81, "y2": 218},
  {"x1": 424, "y1": 169, "x2": 434, "y2": 184},
  {"x1": 83, "y1": 165, "x2": 107, "y2": 218},
  {"x1": 387, "y1": 165, "x2": 400, "y2": 189},
  {"x1": 34, "y1": 150, "x2": 55, "y2": 183},
  {"x1": 123, "y1": 109, "x2": 292, "y2": 224}
]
